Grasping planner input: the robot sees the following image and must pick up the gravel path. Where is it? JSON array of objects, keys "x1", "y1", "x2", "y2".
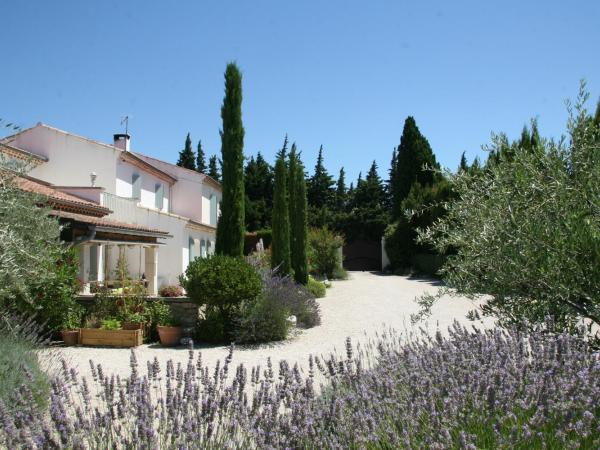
[{"x1": 47, "y1": 272, "x2": 492, "y2": 379}]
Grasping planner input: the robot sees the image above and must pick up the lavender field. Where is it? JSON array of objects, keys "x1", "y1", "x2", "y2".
[{"x1": 2, "y1": 322, "x2": 599, "y2": 449}]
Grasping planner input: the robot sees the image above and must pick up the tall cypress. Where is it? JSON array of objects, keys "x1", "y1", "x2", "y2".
[
  {"x1": 215, "y1": 63, "x2": 245, "y2": 257},
  {"x1": 196, "y1": 140, "x2": 207, "y2": 173},
  {"x1": 290, "y1": 149, "x2": 308, "y2": 285},
  {"x1": 519, "y1": 125, "x2": 532, "y2": 152},
  {"x1": 288, "y1": 143, "x2": 298, "y2": 235},
  {"x1": 271, "y1": 142, "x2": 291, "y2": 275},
  {"x1": 177, "y1": 133, "x2": 196, "y2": 170},
  {"x1": 458, "y1": 151, "x2": 469, "y2": 173},
  {"x1": 335, "y1": 167, "x2": 347, "y2": 212},
  {"x1": 393, "y1": 117, "x2": 438, "y2": 218},
  {"x1": 208, "y1": 155, "x2": 220, "y2": 182}
]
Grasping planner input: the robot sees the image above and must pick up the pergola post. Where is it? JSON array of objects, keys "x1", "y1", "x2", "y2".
[{"x1": 144, "y1": 246, "x2": 158, "y2": 296}]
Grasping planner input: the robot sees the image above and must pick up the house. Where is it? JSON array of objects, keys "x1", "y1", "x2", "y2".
[{"x1": 0, "y1": 124, "x2": 221, "y2": 295}]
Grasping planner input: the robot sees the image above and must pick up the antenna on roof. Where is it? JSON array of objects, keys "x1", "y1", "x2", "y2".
[{"x1": 121, "y1": 115, "x2": 130, "y2": 136}]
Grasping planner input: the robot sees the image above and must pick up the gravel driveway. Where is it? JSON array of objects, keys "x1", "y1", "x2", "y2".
[{"x1": 48, "y1": 272, "x2": 492, "y2": 379}]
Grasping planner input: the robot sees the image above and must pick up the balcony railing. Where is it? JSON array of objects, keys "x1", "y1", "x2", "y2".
[{"x1": 101, "y1": 192, "x2": 147, "y2": 224}]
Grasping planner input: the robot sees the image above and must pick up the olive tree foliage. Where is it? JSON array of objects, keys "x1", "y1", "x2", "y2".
[
  {"x1": 0, "y1": 159, "x2": 81, "y2": 330},
  {"x1": 415, "y1": 84, "x2": 600, "y2": 336}
]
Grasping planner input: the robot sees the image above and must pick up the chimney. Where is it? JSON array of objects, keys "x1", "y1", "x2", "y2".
[{"x1": 113, "y1": 133, "x2": 130, "y2": 151}]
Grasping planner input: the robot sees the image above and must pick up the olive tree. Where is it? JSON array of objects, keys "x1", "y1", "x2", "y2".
[
  {"x1": 0, "y1": 160, "x2": 81, "y2": 331},
  {"x1": 416, "y1": 84, "x2": 600, "y2": 336}
]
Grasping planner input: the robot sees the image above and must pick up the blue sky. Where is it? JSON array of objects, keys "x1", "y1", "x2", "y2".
[{"x1": 1, "y1": 1, "x2": 599, "y2": 183}]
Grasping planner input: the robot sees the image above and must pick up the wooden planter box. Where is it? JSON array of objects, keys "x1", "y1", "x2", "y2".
[{"x1": 79, "y1": 328, "x2": 143, "y2": 348}]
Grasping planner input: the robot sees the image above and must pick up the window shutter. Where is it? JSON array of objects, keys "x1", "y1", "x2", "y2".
[
  {"x1": 155, "y1": 183, "x2": 164, "y2": 210},
  {"x1": 210, "y1": 195, "x2": 218, "y2": 226},
  {"x1": 132, "y1": 173, "x2": 141, "y2": 199}
]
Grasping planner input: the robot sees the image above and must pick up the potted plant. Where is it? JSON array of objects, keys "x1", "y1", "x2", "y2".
[
  {"x1": 152, "y1": 300, "x2": 182, "y2": 346},
  {"x1": 60, "y1": 305, "x2": 83, "y2": 346},
  {"x1": 121, "y1": 311, "x2": 146, "y2": 331}
]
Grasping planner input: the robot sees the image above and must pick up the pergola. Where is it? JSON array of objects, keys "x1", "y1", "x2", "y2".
[{"x1": 15, "y1": 174, "x2": 171, "y2": 295}]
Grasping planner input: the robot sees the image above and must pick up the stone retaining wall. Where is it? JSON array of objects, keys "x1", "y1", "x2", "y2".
[{"x1": 76, "y1": 296, "x2": 200, "y2": 332}]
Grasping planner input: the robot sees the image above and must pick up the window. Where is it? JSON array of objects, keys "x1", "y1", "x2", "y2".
[
  {"x1": 155, "y1": 183, "x2": 164, "y2": 210},
  {"x1": 132, "y1": 173, "x2": 141, "y2": 199},
  {"x1": 210, "y1": 194, "x2": 218, "y2": 226},
  {"x1": 207, "y1": 240, "x2": 212, "y2": 255},
  {"x1": 188, "y1": 237, "x2": 195, "y2": 262},
  {"x1": 200, "y1": 239, "x2": 207, "y2": 258}
]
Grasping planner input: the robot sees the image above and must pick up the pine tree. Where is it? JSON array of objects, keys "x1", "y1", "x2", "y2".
[
  {"x1": 459, "y1": 151, "x2": 469, "y2": 173},
  {"x1": 196, "y1": 140, "x2": 207, "y2": 173},
  {"x1": 215, "y1": 63, "x2": 245, "y2": 257},
  {"x1": 290, "y1": 149, "x2": 308, "y2": 285},
  {"x1": 245, "y1": 152, "x2": 273, "y2": 231},
  {"x1": 307, "y1": 145, "x2": 335, "y2": 208},
  {"x1": 208, "y1": 155, "x2": 220, "y2": 182},
  {"x1": 271, "y1": 145, "x2": 291, "y2": 275},
  {"x1": 177, "y1": 133, "x2": 196, "y2": 170},
  {"x1": 393, "y1": 117, "x2": 439, "y2": 218},
  {"x1": 335, "y1": 167, "x2": 347, "y2": 212}
]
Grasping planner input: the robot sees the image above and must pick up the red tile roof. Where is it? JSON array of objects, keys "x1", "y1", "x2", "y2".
[
  {"x1": 15, "y1": 175, "x2": 110, "y2": 217},
  {"x1": 52, "y1": 210, "x2": 170, "y2": 236}
]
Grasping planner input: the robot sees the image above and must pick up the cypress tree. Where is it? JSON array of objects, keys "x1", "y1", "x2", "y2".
[
  {"x1": 288, "y1": 143, "x2": 298, "y2": 237},
  {"x1": 177, "y1": 133, "x2": 196, "y2": 170},
  {"x1": 393, "y1": 117, "x2": 439, "y2": 218},
  {"x1": 215, "y1": 63, "x2": 245, "y2": 257},
  {"x1": 196, "y1": 140, "x2": 207, "y2": 173},
  {"x1": 459, "y1": 151, "x2": 469, "y2": 172},
  {"x1": 271, "y1": 143, "x2": 291, "y2": 275},
  {"x1": 290, "y1": 149, "x2": 308, "y2": 285},
  {"x1": 519, "y1": 125, "x2": 532, "y2": 152},
  {"x1": 208, "y1": 156, "x2": 220, "y2": 181},
  {"x1": 530, "y1": 120, "x2": 541, "y2": 150},
  {"x1": 594, "y1": 99, "x2": 600, "y2": 128}
]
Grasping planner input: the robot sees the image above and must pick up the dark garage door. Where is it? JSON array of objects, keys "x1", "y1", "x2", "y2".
[{"x1": 343, "y1": 239, "x2": 382, "y2": 271}]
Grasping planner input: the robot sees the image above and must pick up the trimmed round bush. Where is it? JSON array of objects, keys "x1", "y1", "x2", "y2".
[{"x1": 180, "y1": 255, "x2": 262, "y2": 340}]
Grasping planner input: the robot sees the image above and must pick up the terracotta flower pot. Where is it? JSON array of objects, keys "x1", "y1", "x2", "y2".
[
  {"x1": 157, "y1": 326, "x2": 182, "y2": 346},
  {"x1": 61, "y1": 329, "x2": 80, "y2": 346}
]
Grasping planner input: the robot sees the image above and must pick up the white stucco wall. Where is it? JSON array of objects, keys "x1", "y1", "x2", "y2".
[
  {"x1": 115, "y1": 159, "x2": 170, "y2": 212},
  {"x1": 10, "y1": 126, "x2": 120, "y2": 193},
  {"x1": 134, "y1": 153, "x2": 221, "y2": 225}
]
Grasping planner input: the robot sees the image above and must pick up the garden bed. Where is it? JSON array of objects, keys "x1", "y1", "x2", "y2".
[{"x1": 79, "y1": 328, "x2": 143, "y2": 347}]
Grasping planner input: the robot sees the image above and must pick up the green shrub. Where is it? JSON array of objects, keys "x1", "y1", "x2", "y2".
[
  {"x1": 195, "y1": 307, "x2": 226, "y2": 344},
  {"x1": 332, "y1": 265, "x2": 348, "y2": 280},
  {"x1": 384, "y1": 180, "x2": 452, "y2": 273},
  {"x1": 307, "y1": 277, "x2": 326, "y2": 298},
  {"x1": 101, "y1": 318, "x2": 121, "y2": 330},
  {"x1": 308, "y1": 227, "x2": 344, "y2": 278},
  {"x1": 180, "y1": 255, "x2": 262, "y2": 340},
  {"x1": 234, "y1": 295, "x2": 290, "y2": 344},
  {"x1": 144, "y1": 299, "x2": 176, "y2": 341}
]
